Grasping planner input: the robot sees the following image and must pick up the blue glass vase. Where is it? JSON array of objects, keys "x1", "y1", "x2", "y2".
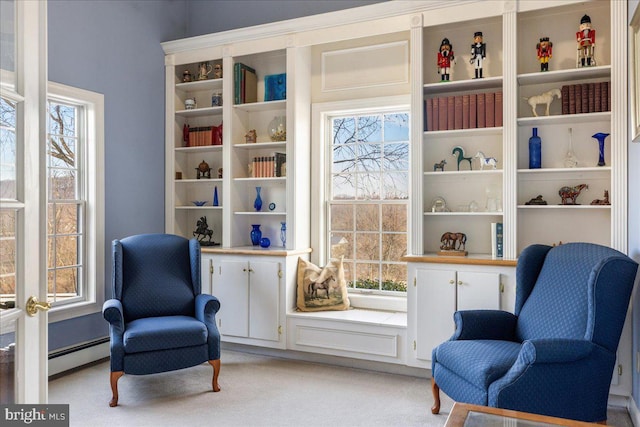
[
  {"x1": 592, "y1": 132, "x2": 609, "y2": 166},
  {"x1": 259, "y1": 237, "x2": 271, "y2": 248},
  {"x1": 254, "y1": 186, "x2": 262, "y2": 211},
  {"x1": 280, "y1": 222, "x2": 286, "y2": 247},
  {"x1": 213, "y1": 186, "x2": 219, "y2": 206},
  {"x1": 529, "y1": 127, "x2": 541, "y2": 169},
  {"x1": 250, "y1": 224, "x2": 262, "y2": 246}
]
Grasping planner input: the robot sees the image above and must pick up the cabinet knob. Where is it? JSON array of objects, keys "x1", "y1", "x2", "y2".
[
  {"x1": 457, "y1": 280, "x2": 463, "y2": 285},
  {"x1": 449, "y1": 280, "x2": 454, "y2": 284}
]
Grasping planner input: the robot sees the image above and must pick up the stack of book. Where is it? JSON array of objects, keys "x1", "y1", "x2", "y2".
[
  {"x1": 234, "y1": 63, "x2": 258, "y2": 105},
  {"x1": 424, "y1": 91, "x2": 503, "y2": 131},
  {"x1": 251, "y1": 152, "x2": 286, "y2": 178},
  {"x1": 187, "y1": 126, "x2": 215, "y2": 147},
  {"x1": 561, "y1": 81, "x2": 610, "y2": 115}
]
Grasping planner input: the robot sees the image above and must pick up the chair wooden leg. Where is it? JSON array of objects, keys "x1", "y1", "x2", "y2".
[
  {"x1": 431, "y1": 377, "x2": 441, "y2": 414},
  {"x1": 109, "y1": 371, "x2": 124, "y2": 407},
  {"x1": 209, "y1": 359, "x2": 221, "y2": 392}
]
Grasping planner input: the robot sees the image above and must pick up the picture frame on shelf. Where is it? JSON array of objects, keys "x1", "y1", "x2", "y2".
[{"x1": 631, "y1": 6, "x2": 640, "y2": 142}]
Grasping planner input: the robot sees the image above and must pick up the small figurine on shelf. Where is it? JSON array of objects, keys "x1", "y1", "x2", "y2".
[
  {"x1": 474, "y1": 151, "x2": 498, "y2": 170},
  {"x1": 523, "y1": 88, "x2": 562, "y2": 117},
  {"x1": 439, "y1": 232, "x2": 468, "y2": 256},
  {"x1": 590, "y1": 190, "x2": 610, "y2": 205},
  {"x1": 576, "y1": 14, "x2": 596, "y2": 67},
  {"x1": 433, "y1": 159, "x2": 447, "y2": 172},
  {"x1": 470, "y1": 31, "x2": 486, "y2": 79},
  {"x1": 198, "y1": 61, "x2": 212, "y2": 80},
  {"x1": 193, "y1": 216, "x2": 217, "y2": 246},
  {"x1": 182, "y1": 70, "x2": 192, "y2": 82},
  {"x1": 437, "y1": 38, "x2": 455, "y2": 82},
  {"x1": 558, "y1": 184, "x2": 588, "y2": 205},
  {"x1": 245, "y1": 129, "x2": 257, "y2": 144},
  {"x1": 213, "y1": 63, "x2": 223, "y2": 79},
  {"x1": 452, "y1": 146, "x2": 473, "y2": 171},
  {"x1": 536, "y1": 37, "x2": 553, "y2": 72},
  {"x1": 195, "y1": 160, "x2": 211, "y2": 179},
  {"x1": 525, "y1": 195, "x2": 548, "y2": 205}
]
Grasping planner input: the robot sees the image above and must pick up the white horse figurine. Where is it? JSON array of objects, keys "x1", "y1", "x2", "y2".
[
  {"x1": 523, "y1": 88, "x2": 562, "y2": 117},
  {"x1": 475, "y1": 151, "x2": 498, "y2": 170}
]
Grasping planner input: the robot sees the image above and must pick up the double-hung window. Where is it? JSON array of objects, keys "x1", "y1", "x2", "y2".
[
  {"x1": 313, "y1": 97, "x2": 410, "y2": 310},
  {"x1": 46, "y1": 82, "x2": 104, "y2": 321}
]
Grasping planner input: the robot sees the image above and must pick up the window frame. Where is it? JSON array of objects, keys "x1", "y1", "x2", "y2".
[
  {"x1": 311, "y1": 95, "x2": 410, "y2": 312},
  {"x1": 46, "y1": 82, "x2": 104, "y2": 322}
]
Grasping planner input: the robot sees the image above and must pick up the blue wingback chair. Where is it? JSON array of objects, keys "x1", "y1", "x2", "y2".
[
  {"x1": 102, "y1": 234, "x2": 221, "y2": 407},
  {"x1": 431, "y1": 242, "x2": 638, "y2": 422}
]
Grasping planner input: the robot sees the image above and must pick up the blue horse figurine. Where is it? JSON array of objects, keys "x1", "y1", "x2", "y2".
[{"x1": 452, "y1": 146, "x2": 473, "y2": 171}]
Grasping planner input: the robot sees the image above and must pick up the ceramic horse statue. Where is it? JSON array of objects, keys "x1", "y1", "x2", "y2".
[
  {"x1": 452, "y1": 146, "x2": 473, "y2": 171},
  {"x1": 474, "y1": 151, "x2": 498, "y2": 170},
  {"x1": 559, "y1": 184, "x2": 588, "y2": 205},
  {"x1": 433, "y1": 159, "x2": 447, "y2": 172},
  {"x1": 440, "y1": 232, "x2": 467, "y2": 251}
]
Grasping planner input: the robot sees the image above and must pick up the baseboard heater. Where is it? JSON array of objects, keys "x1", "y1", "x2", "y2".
[{"x1": 48, "y1": 337, "x2": 110, "y2": 377}]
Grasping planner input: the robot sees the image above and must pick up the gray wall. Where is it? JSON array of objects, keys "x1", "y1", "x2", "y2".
[
  {"x1": 47, "y1": 0, "x2": 187, "y2": 350},
  {"x1": 185, "y1": 0, "x2": 385, "y2": 37},
  {"x1": 46, "y1": 0, "x2": 384, "y2": 351}
]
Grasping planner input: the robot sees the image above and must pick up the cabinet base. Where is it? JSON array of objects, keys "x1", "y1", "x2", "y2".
[{"x1": 437, "y1": 250, "x2": 468, "y2": 257}]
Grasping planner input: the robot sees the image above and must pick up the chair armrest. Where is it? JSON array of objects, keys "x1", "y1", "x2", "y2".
[
  {"x1": 518, "y1": 338, "x2": 594, "y2": 364},
  {"x1": 102, "y1": 299, "x2": 124, "y2": 333},
  {"x1": 451, "y1": 310, "x2": 518, "y2": 341},
  {"x1": 195, "y1": 294, "x2": 221, "y2": 323}
]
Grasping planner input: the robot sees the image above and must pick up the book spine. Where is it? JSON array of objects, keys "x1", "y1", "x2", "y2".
[
  {"x1": 575, "y1": 84, "x2": 582, "y2": 114},
  {"x1": 491, "y1": 223, "x2": 497, "y2": 258},
  {"x1": 496, "y1": 222, "x2": 503, "y2": 258},
  {"x1": 469, "y1": 94, "x2": 477, "y2": 128},
  {"x1": 454, "y1": 96, "x2": 463, "y2": 130},
  {"x1": 432, "y1": 97, "x2": 439, "y2": 131},
  {"x1": 476, "y1": 92, "x2": 485, "y2": 128},
  {"x1": 447, "y1": 96, "x2": 455, "y2": 131},
  {"x1": 581, "y1": 84, "x2": 588, "y2": 113},
  {"x1": 594, "y1": 81, "x2": 601, "y2": 112},
  {"x1": 462, "y1": 94, "x2": 470, "y2": 129},
  {"x1": 438, "y1": 96, "x2": 447, "y2": 131},
  {"x1": 601, "y1": 81, "x2": 608, "y2": 112},
  {"x1": 485, "y1": 92, "x2": 495, "y2": 128},
  {"x1": 494, "y1": 91, "x2": 502, "y2": 127},
  {"x1": 426, "y1": 98, "x2": 433, "y2": 132},
  {"x1": 587, "y1": 83, "x2": 594, "y2": 113},
  {"x1": 561, "y1": 85, "x2": 570, "y2": 115},
  {"x1": 234, "y1": 63, "x2": 241, "y2": 105}
]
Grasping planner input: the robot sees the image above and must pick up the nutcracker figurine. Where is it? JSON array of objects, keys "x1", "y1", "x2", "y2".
[
  {"x1": 576, "y1": 14, "x2": 596, "y2": 67},
  {"x1": 536, "y1": 37, "x2": 553, "y2": 72},
  {"x1": 437, "y1": 38, "x2": 455, "y2": 81},
  {"x1": 470, "y1": 31, "x2": 486, "y2": 79}
]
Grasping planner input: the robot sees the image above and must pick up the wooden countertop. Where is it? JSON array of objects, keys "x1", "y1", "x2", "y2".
[
  {"x1": 402, "y1": 254, "x2": 517, "y2": 267},
  {"x1": 201, "y1": 246, "x2": 312, "y2": 257}
]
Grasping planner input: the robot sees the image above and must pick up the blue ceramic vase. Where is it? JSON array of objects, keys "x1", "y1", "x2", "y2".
[
  {"x1": 592, "y1": 132, "x2": 609, "y2": 166},
  {"x1": 254, "y1": 187, "x2": 262, "y2": 211},
  {"x1": 529, "y1": 127, "x2": 541, "y2": 169},
  {"x1": 250, "y1": 224, "x2": 262, "y2": 246}
]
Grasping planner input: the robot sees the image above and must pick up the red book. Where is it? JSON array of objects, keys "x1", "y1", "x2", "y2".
[
  {"x1": 447, "y1": 96, "x2": 455, "y2": 130},
  {"x1": 438, "y1": 96, "x2": 447, "y2": 131},
  {"x1": 469, "y1": 94, "x2": 477, "y2": 128},
  {"x1": 454, "y1": 96, "x2": 463, "y2": 130},
  {"x1": 432, "y1": 97, "x2": 439, "y2": 131},
  {"x1": 587, "y1": 83, "x2": 595, "y2": 113},
  {"x1": 601, "y1": 82, "x2": 608, "y2": 112},
  {"x1": 561, "y1": 86, "x2": 569, "y2": 115},
  {"x1": 594, "y1": 82, "x2": 601, "y2": 112},
  {"x1": 485, "y1": 92, "x2": 495, "y2": 127},
  {"x1": 476, "y1": 92, "x2": 486, "y2": 128},
  {"x1": 581, "y1": 84, "x2": 588, "y2": 113},
  {"x1": 426, "y1": 98, "x2": 433, "y2": 131},
  {"x1": 607, "y1": 81, "x2": 611, "y2": 111},
  {"x1": 495, "y1": 91, "x2": 503, "y2": 126},
  {"x1": 462, "y1": 94, "x2": 470, "y2": 129},
  {"x1": 575, "y1": 84, "x2": 582, "y2": 114}
]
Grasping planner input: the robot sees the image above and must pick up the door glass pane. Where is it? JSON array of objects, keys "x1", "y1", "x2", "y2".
[
  {"x1": 0, "y1": 317, "x2": 16, "y2": 404},
  {"x1": 0, "y1": 0, "x2": 15, "y2": 87},
  {"x1": 0, "y1": 209, "x2": 16, "y2": 309},
  {"x1": 0, "y1": 97, "x2": 16, "y2": 200}
]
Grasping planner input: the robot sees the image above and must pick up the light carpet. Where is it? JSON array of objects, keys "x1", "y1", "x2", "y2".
[{"x1": 49, "y1": 349, "x2": 632, "y2": 427}]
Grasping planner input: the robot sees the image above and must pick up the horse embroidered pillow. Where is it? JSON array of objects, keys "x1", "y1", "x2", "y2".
[{"x1": 296, "y1": 257, "x2": 350, "y2": 312}]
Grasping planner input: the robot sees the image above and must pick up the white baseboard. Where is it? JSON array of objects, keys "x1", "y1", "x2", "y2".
[
  {"x1": 630, "y1": 396, "x2": 640, "y2": 427},
  {"x1": 48, "y1": 341, "x2": 110, "y2": 377}
]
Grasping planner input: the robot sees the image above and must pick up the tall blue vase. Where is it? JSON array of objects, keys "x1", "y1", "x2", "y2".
[
  {"x1": 254, "y1": 186, "x2": 262, "y2": 211},
  {"x1": 250, "y1": 224, "x2": 262, "y2": 246},
  {"x1": 213, "y1": 186, "x2": 219, "y2": 206},
  {"x1": 592, "y1": 132, "x2": 609, "y2": 166},
  {"x1": 529, "y1": 127, "x2": 541, "y2": 169}
]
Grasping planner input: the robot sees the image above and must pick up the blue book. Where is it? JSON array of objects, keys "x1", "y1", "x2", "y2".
[{"x1": 264, "y1": 73, "x2": 286, "y2": 101}]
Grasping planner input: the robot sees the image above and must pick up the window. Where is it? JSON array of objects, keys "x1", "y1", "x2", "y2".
[
  {"x1": 0, "y1": 95, "x2": 17, "y2": 309},
  {"x1": 46, "y1": 82, "x2": 104, "y2": 321},
  {"x1": 312, "y1": 96, "x2": 410, "y2": 310}
]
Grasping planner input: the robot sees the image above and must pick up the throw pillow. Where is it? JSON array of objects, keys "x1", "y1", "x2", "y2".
[{"x1": 296, "y1": 257, "x2": 350, "y2": 312}]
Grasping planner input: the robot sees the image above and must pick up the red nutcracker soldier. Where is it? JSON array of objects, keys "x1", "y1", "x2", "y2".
[
  {"x1": 576, "y1": 14, "x2": 596, "y2": 67},
  {"x1": 536, "y1": 37, "x2": 552, "y2": 72},
  {"x1": 437, "y1": 38, "x2": 455, "y2": 82}
]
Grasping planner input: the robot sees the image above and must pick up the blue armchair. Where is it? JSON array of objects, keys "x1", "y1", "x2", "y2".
[
  {"x1": 431, "y1": 242, "x2": 638, "y2": 422},
  {"x1": 102, "y1": 234, "x2": 221, "y2": 407}
]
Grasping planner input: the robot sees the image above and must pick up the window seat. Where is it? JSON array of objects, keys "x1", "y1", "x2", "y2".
[{"x1": 286, "y1": 308, "x2": 408, "y2": 364}]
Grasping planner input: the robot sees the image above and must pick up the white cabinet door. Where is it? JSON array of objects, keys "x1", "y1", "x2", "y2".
[
  {"x1": 213, "y1": 259, "x2": 249, "y2": 338},
  {"x1": 201, "y1": 255, "x2": 213, "y2": 295},
  {"x1": 415, "y1": 269, "x2": 456, "y2": 361},
  {"x1": 248, "y1": 260, "x2": 281, "y2": 342},
  {"x1": 457, "y1": 271, "x2": 500, "y2": 311}
]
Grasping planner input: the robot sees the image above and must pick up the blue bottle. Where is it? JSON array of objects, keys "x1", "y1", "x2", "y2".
[{"x1": 529, "y1": 127, "x2": 541, "y2": 169}]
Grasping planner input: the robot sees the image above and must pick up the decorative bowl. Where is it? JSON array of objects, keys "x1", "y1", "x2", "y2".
[{"x1": 192, "y1": 201, "x2": 207, "y2": 206}]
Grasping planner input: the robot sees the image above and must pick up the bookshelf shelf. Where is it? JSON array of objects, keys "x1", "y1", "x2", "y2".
[
  {"x1": 233, "y1": 99, "x2": 286, "y2": 112},
  {"x1": 423, "y1": 76, "x2": 503, "y2": 95},
  {"x1": 517, "y1": 112, "x2": 610, "y2": 126},
  {"x1": 174, "y1": 146, "x2": 223, "y2": 153},
  {"x1": 176, "y1": 78, "x2": 223, "y2": 92},
  {"x1": 234, "y1": 141, "x2": 286, "y2": 150},
  {"x1": 176, "y1": 106, "x2": 223, "y2": 117},
  {"x1": 517, "y1": 65, "x2": 611, "y2": 86}
]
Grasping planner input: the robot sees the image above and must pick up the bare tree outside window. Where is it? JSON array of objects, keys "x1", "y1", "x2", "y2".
[{"x1": 329, "y1": 112, "x2": 409, "y2": 293}]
